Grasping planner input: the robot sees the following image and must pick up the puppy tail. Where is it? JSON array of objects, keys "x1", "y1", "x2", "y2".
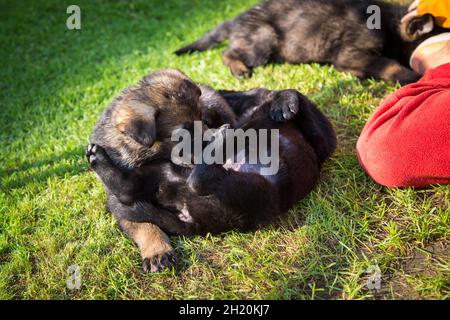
[{"x1": 174, "y1": 20, "x2": 234, "y2": 55}]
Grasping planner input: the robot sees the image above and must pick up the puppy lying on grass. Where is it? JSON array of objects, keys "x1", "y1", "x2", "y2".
[
  {"x1": 88, "y1": 69, "x2": 237, "y2": 272},
  {"x1": 87, "y1": 69, "x2": 336, "y2": 272},
  {"x1": 175, "y1": 0, "x2": 447, "y2": 84}
]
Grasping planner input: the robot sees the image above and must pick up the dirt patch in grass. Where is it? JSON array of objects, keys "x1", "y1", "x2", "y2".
[
  {"x1": 404, "y1": 242, "x2": 449, "y2": 276},
  {"x1": 373, "y1": 240, "x2": 449, "y2": 299}
]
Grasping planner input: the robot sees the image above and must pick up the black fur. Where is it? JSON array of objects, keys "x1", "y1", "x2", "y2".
[
  {"x1": 88, "y1": 70, "x2": 336, "y2": 236},
  {"x1": 175, "y1": 0, "x2": 448, "y2": 84}
]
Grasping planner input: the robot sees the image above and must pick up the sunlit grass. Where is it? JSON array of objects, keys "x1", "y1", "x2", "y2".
[{"x1": 0, "y1": 0, "x2": 448, "y2": 299}]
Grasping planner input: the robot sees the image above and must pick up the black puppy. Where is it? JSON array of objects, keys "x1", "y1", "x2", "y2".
[
  {"x1": 175, "y1": 0, "x2": 447, "y2": 84},
  {"x1": 87, "y1": 70, "x2": 336, "y2": 271}
]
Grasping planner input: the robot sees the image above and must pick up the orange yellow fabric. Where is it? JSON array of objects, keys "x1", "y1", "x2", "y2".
[{"x1": 418, "y1": 0, "x2": 450, "y2": 28}]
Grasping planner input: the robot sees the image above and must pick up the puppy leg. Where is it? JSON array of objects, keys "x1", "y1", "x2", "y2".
[
  {"x1": 219, "y1": 88, "x2": 310, "y2": 122},
  {"x1": 218, "y1": 88, "x2": 272, "y2": 117},
  {"x1": 223, "y1": 24, "x2": 278, "y2": 78},
  {"x1": 223, "y1": 49, "x2": 253, "y2": 79},
  {"x1": 236, "y1": 89, "x2": 335, "y2": 164},
  {"x1": 364, "y1": 56, "x2": 421, "y2": 86},
  {"x1": 118, "y1": 219, "x2": 175, "y2": 273},
  {"x1": 335, "y1": 50, "x2": 420, "y2": 85},
  {"x1": 86, "y1": 143, "x2": 142, "y2": 205},
  {"x1": 107, "y1": 194, "x2": 195, "y2": 236},
  {"x1": 271, "y1": 90, "x2": 337, "y2": 164}
]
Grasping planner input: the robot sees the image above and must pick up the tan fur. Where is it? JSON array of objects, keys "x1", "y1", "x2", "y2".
[
  {"x1": 379, "y1": 63, "x2": 405, "y2": 81},
  {"x1": 223, "y1": 51, "x2": 251, "y2": 78},
  {"x1": 112, "y1": 104, "x2": 135, "y2": 133},
  {"x1": 119, "y1": 219, "x2": 173, "y2": 260}
]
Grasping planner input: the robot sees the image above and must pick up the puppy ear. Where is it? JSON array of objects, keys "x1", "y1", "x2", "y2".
[
  {"x1": 401, "y1": 14, "x2": 434, "y2": 42},
  {"x1": 114, "y1": 101, "x2": 156, "y2": 147},
  {"x1": 120, "y1": 117, "x2": 156, "y2": 147}
]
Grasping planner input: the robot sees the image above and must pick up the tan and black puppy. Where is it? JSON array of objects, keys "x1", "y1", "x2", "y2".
[
  {"x1": 90, "y1": 69, "x2": 236, "y2": 169},
  {"x1": 89, "y1": 69, "x2": 236, "y2": 272},
  {"x1": 87, "y1": 69, "x2": 337, "y2": 272},
  {"x1": 175, "y1": 0, "x2": 448, "y2": 85}
]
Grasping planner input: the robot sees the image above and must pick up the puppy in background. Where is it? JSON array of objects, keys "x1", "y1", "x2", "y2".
[{"x1": 175, "y1": 0, "x2": 447, "y2": 84}]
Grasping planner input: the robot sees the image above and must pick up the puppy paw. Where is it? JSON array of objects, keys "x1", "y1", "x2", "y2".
[
  {"x1": 229, "y1": 62, "x2": 252, "y2": 79},
  {"x1": 142, "y1": 250, "x2": 176, "y2": 273},
  {"x1": 270, "y1": 90, "x2": 300, "y2": 122},
  {"x1": 178, "y1": 203, "x2": 194, "y2": 223},
  {"x1": 85, "y1": 143, "x2": 107, "y2": 167},
  {"x1": 397, "y1": 71, "x2": 421, "y2": 86}
]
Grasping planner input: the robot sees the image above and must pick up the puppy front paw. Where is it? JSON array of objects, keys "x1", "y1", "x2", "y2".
[
  {"x1": 229, "y1": 62, "x2": 252, "y2": 79},
  {"x1": 85, "y1": 143, "x2": 107, "y2": 168},
  {"x1": 270, "y1": 90, "x2": 300, "y2": 122},
  {"x1": 142, "y1": 250, "x2": 176, "y2": 273}
]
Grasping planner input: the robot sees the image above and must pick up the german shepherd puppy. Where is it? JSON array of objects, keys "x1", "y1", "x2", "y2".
[
  {"x1": 88, "y1": 69, "x2": 237, "y2": 272},
  {"x1": 87, "y1": 69, "x2": 336, "y2": 272},
  {"x1": 175, "y1": 0, "x2": 447, "y2": 84}
]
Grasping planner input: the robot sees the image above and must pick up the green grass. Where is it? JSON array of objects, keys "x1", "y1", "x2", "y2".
[{"x1": 0, "y1": 0, "x2": 448, "y2": 300}]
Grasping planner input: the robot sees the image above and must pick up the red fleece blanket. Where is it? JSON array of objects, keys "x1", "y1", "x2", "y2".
[{"x1": 357, "y1": 63, "x2": 450, "y2": 187}]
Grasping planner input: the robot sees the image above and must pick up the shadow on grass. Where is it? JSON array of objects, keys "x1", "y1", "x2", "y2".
[
  {"x1": 0, "y1": 0, "x2": 248, "y2": 189},
  {"x1": 0, "y1": 145, "x2": 87, "y2": 190},
  {"x1": 1, "y1": 0, "x2": 235, "y2": 128}
]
